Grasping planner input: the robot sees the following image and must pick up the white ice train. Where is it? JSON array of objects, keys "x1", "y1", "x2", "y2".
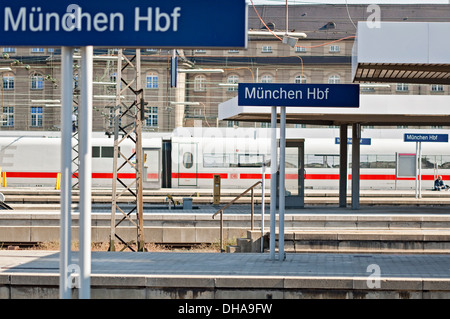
[{"x1": 0, "y1": 127, "x2": 449, "y2": 191}]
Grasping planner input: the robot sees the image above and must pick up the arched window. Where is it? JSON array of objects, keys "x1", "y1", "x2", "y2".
[
  {"x1": 328, "y1": 75, "x2": 340, "y2": 84},
  {"x1": 194, "y1": 75, "x2": 206, "y2": 92},
  {"x1": 146, "y1": 72, "x2": 159, "y2": 89},
  {"x1": 261, "y1": 75, "x2": 273, "y2": 83},
  {"x1": 227, "y1": 75, "x2": 239, "y2": 92},
  {"x1": 3, "y1": 73, "x2": 14, "y2": 90},
  {"x1": 30, "y1": 73, "x2": 44, "y2": 90},
  {"x1": 295, "y1": 75, "x2": 307, "y2": 84}
]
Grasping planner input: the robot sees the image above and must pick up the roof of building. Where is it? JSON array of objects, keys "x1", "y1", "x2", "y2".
[{"x1": 249, "y1": 4, "x2": 450, "y2": 40}]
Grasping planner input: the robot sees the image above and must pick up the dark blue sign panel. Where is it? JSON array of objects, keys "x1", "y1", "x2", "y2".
[
  {"x1": 404, "y1": 134, "x2": 448, "y2": 143},
  {"x1": 0, "y1": 0, "x2": 248, "y2": 48},
  {"x1": 238, "y1": 83, "x2": 360, "y2": 107},
  {"x1": 335, "y1": 138, "x2": 371, "y2": 145}
]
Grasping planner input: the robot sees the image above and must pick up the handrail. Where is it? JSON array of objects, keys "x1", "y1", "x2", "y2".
[{"x1": 212, "y1": 181, "x2": 262, "y2": 252}]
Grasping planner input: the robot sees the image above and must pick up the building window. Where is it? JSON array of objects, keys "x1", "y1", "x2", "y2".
[
  {"x1": 227, "y1": 121, "x2": 239, "y2": 127},
  {"x1": 227, "y1": 75, "x2": 239, "y2": 92},
  {"x1": 431, "y1": 84, "x2": 444, "y2": 92},
  {"x1": 146, "y1": 72, "x2": 159, "y2": 89},
  {"x1": 194, "y1": 75, "x2": 206, "y2": 92},
  {"x1": 31, "y1": 74, "x2": 44, "y2": 90},
  {"x1": 3, "y1": 74, "x2": 14, "y2": 90},
  {"x1": 3, "y1": 48, "x2": 15, "y2": 53},
  {"x1": 31, "y1": 48, "x2": 45, "y2": 53},
  {"x1": 1, "y1": 106, "x2": 14, "y2": 127},
  {"x1": 261, "y1": 46, "x2": 273, "y2": 53},
  {"x1": 110, "y1": 72, "x2": 117, "y2": 84},
  {"x1": 260, "y1": 122, "x2": 271, "y2": 128},
  {"x1": 194, "y1": 49, "x2": 206, "y2": 54},
  {"x1": 329, "y1": 45, "x2": 340, "y2": 52},
  {"x1": 261, "y1": 75, "x2": 273, "y2": 83},
  {"x1": 30, "y1": 107, "x2": 43, "y2": 127},
  {"x1": 295, "y1": 75, "x2": 307, "y2": 84},
  {"x1": 328, "y1": 75, "x2": 340, "y2": 84},
  {"x1": 295, "y1": 46, "x2": 306, "y2": 53},
  {"x1": 145, "y1": 106, "x2": 158, "y2": 127},
  {"x1": 108, "y1": 107, "x2": 122, "y2": 127},
  {"x1": 396, "y1": 83, "x2": 409, "y2": 92},
  {"x1": 228, "y1": 50, "x2": 239, "y2": 54}
]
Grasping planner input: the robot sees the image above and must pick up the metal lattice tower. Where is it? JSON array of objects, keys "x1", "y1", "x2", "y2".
[{"x1": 109, "y1": 49, "x2": 145, "y2": 252}]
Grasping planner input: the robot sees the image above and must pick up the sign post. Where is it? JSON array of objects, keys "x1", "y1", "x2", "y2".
[
  {"x1": 404, "y1": 133, "x2": 449, "y2": 198},
  {"x1": 0, "y1": 0, "x2": 247, "y2": 298},
  {"x1": 238, "y1": 83, "x2": 360, "y2": 261}
]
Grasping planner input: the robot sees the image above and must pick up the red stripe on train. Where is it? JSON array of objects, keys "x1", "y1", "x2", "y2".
[{"x1": 3, "y1": 172, "x2": 445, "y2": 181}]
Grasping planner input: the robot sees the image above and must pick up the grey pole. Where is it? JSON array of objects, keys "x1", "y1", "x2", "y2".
[
  {"x1": 79, "y1": 46, "x2": 93, "y2": 299},
  {"x1": 415, "y1": 142, "x2": 419, "y2": 199},
  {"x1": 351, "y1": 123, "x2": 360, "y2": 210},
  {"x1": 339, "y1": 125, "x2": 348, "y2": 208},
  {"x1": 269, "y1": 106, "x2": 277, "y2": 260},
  {"x1": 261, "y1": 163, "x2": 265, "y2": 253},
  {"x1": 418, "y1": 142, "x2": 422, "y2": 199},
  {"x1": 60, "y1": 47, "x2": 73, "y2": 299},
  {"x1": 278, "y1": 106, "x2": 286, "y2": 260}
]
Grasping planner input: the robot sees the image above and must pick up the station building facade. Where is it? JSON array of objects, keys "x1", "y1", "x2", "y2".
[{"x1": 0, "y1": 4, "x2": 449, "y2": 133}]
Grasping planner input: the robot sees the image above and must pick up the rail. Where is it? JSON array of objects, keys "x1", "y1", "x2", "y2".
[{"x1": 212, "y1": 181, "x2": 262, "y2": 252}]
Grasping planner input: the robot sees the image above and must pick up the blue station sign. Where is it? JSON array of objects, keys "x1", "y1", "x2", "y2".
[
  {"x1": 0, "y1": 0, "x2": 248, "y2": 48},
  {"x1": 335, "y1": 137, "x2": 371, "y2": 145},
  {"x1": 238, "y1": 83, "x2": 360, "y2": 107},
  {"x1": 404, "y1": 133, "x2": 449, "y2": 143}
]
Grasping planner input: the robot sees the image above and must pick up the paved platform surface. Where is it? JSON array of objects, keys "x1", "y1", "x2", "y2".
[{"x1": 1, "y1": 250, "x2": 450, "y2": 278}]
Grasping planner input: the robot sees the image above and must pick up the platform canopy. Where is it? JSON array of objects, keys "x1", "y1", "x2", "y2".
[
  {"x1": 352, "y1": 22, "x2": 450, "y2": 85},
  {"x1": 218, "y1": 94, "x2": 450, "y2": 126}
]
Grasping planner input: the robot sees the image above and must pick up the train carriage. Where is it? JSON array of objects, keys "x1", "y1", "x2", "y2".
[{"x1": 1, "y1": 128, "x2": 450, "y2": 190}]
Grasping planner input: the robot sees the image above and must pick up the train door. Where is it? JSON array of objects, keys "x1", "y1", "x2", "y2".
[
  {"x1": 178, "y1": 143, "x2": 198, "y2": 186},
  {"x1": 143, "y1": 148, "x2": 161, "y2": 189}
]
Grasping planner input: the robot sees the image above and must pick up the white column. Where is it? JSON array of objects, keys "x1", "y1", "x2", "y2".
[
  {"x1": 60, "y1": 47, "x2": 73, "y2": 299},
  {"x1": 79, "y1": 46, "x2": 93, "y2": 299},
  {"x1": 278, "y1": 106, "x2": 286, "y2": 261},
  {"x1": 269, "y1": 106, "x2": 277, "y2": 260}
]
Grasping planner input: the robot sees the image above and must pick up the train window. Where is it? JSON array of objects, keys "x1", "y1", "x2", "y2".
[
  {"x1": 440, "y1": 156, "x2": 450, "y2": 169},
  {"x1": 354, "y1": 155, "x2": 395, "y2": 168},
  {"x1": 92, "y1": 146, "x2": 101, "y2": 158},
  {"x1": 238, "y1": 154, "x2": 264, "y2": 167},
  {"x1": 183, "y1": 152, "x2": 194, "y2": 169},
  {"x1": 204, "y1": 154, "x2": 229, "y2": 168},
  {"x1": 305, "y1": 155, "x2": 339, "y2": 168},
  {"x1": 101, "y1": 146, "x2": 115, "y2": 158}
]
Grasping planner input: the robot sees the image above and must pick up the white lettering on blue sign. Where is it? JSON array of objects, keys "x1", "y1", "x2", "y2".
[
  {"x1": 4, "y1": 5, "x2": 181, "y2": 33},
  {"x1": 244, "y1": 86, "x2": 333, "y2": 102}
]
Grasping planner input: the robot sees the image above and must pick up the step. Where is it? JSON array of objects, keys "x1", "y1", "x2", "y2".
[{"x1": 272, "y1": 229, "x2": 450, "y2": 254}]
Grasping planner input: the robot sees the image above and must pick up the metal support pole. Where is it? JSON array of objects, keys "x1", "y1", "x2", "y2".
[
  {"x1": 135, "y1": 50, "x2": 145, "y2": 252},
  {"x1": 220, "y1": 211, "x2": 224, "y2": 253},
  {"x1": 269, "y1": 106, "x2": 277, "y2": 260},
  {"x1": 60, "y1": 47, "x2": 73, "y2": 299},
  {"x1": 79, "y1": 46, "x2": 93, "y2": 299},
  {"x1": 251, "y1": 188, "x2": 254, "y2": 230},
  {"x1": 351, "y1": 123, "x2": 360, "y2": 210},
  {"x1": 339, "y1": 125, "x2": 348, "y2": 207},
  {"x1": 278, "y1": 106, "x2": 286, "y2": 261},
  {"x1": 261, "y1": 163, "x2": 265, "y2": 253},
  {"x1": 415, "y1": 142, "x2": 419, "y2": 199},
  {"x1": 418, "y1": 142, "x2": 422, "y2": 199}
]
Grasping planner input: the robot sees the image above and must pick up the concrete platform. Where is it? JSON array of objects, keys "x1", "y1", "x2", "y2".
[{"x1": 1, "y1": 250, "x2": 450, "y2": 299}]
